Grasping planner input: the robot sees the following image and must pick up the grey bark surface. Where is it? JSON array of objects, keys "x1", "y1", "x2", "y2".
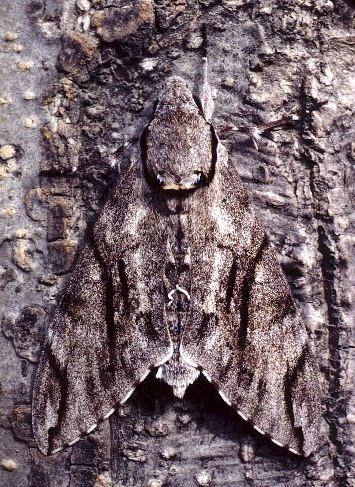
[{"x1": 0, "y1": 0, "x2": 354, "y2": 486}]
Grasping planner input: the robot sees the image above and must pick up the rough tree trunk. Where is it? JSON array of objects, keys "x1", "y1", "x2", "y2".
[{"x1": 0, "y1": 0, "x2": 354, "y2": 486}]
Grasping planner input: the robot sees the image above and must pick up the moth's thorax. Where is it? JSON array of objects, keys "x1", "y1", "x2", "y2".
[{"x1": 142, "y1": 76, "x2": 213, "y2": 191}]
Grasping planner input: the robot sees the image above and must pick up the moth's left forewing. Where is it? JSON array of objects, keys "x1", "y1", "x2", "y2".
[
  {"x1": 32, "y1": 243, "x2": 117, "y2": 454},
  {"x1": 33, "y1": 149, "x2": 173, "y2": 455},
  {"x1": 181, "y1": 141, "x2": 320, "y2": 455}
]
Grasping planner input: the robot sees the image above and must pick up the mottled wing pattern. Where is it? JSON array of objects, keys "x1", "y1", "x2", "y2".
[
  {"x1": 181, "y1": 143, "x2": 320, "y2": 456},
  {"x1": 32, "y1": 152, "x2": 172, "y2": 455}
]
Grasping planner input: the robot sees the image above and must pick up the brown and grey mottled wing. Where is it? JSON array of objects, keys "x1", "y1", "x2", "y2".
[
  {"x1": 32, "y1": 151, "x2": 172, "y2": 455},
  {"x1": 181, "y1": 143, "x2": 320, "y2": 456}
]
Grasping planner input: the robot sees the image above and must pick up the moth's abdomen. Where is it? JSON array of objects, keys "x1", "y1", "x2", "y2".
[
  {"x1": 156, "y1": 343, "x2": 200, "y2": 399},
  {"x1": 157, "y1": 210, "x2": 200, "y2": 397}
]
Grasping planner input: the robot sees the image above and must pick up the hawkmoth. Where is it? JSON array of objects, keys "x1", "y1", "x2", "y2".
[{"x1": 32, "y1": 55, "x2": 321, "y2": 457}]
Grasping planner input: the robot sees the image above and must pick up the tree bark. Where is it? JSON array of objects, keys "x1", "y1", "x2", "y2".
[{"x1": 0, "y1": 0, "x2": 354, "y2": 485}]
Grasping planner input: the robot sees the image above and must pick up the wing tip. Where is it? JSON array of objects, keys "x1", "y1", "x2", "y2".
[
  {"x1": 48, "y1": 406, "x2": 117, "y2": 455},
  {"x1": 48, "y1": 366, "x2": 158, "y2": 454},
  {"x1": 44, "y1": 362, "x2": 174, "y2": 455},
  {"x1": 189, "y1": 365, "x2": 307, "y2": 457},
  {"x1": 214, "y1": 384, "x2": 305, "y2": 456}
]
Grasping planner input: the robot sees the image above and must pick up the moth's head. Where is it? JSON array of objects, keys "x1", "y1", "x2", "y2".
[{"x1": 141, "y1": 76, "x2": 216, "y2": 192}]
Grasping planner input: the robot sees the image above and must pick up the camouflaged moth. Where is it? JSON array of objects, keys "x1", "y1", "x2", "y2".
[{"x1": 32, "y1": 55, "x2": 320, "y2": 457}]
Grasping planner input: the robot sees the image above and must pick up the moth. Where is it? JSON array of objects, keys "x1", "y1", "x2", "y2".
[{"x1": 32, "y1": 55, "x2": 321, "y2": 457}]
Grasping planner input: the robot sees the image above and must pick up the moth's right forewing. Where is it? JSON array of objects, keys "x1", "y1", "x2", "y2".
[{"x1": 181, "y1": 143, "x2": 321, "y2": 455}]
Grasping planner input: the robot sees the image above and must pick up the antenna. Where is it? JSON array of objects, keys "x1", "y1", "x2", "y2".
[{"x1": 198, "y1": 23, "x2": 214, "y2": 122}]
